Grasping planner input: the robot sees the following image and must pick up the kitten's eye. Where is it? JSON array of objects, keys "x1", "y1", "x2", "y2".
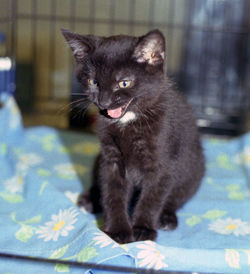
[
  {"x1": 88, "y1": 79, "x2": 98, "y2": 87},
  {"x1": 118, "y1": 80, "x2": 131, "y2": 88}
]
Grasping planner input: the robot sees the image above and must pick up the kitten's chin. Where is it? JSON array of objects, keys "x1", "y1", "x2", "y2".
[{"x1": 105, "y1": 99, "x2": 133, "y2": 120}]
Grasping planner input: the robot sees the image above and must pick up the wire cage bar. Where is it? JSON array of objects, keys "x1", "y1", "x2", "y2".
[{"x1": 0, "y1": 0, "x2": 249, "y2": 135}]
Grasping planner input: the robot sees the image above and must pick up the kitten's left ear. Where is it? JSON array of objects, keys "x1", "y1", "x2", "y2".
[{"x1": 133, "y1": 29, "x2": 165, "y2": 66}]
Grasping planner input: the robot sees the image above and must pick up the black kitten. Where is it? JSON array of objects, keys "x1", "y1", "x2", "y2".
[{"x1": 62, "y1": 29, "x2": 205, "y2": 244}]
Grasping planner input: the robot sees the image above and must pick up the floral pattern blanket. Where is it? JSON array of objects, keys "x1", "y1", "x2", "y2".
[{"x1": 0, "y1": 93, "x2": 250, "y2": 273}]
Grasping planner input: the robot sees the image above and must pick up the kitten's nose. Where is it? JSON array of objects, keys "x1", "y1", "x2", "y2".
[
  {"x1": 98, "y1": 94, "x2": 112, "y2": 110},
  {"x1": 99, "y1": 102, "x2": 111, "y2": 110}
]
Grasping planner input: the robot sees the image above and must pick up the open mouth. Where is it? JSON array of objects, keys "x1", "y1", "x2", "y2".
[{"x1": 106, "y1": 99, "x2": 133, "y2": 119}]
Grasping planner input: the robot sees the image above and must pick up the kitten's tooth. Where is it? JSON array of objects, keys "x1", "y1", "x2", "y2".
[{"x1": 119, "y1": 111, "x2": 136, "y2": 124}]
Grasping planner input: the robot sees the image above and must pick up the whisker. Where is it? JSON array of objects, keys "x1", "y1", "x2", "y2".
[
  {"x1": 70, "y1": 98, "x2": 88, "y2": 105},
  {"x1": 57, "y1": 98, "x2": 89, "y2": 115},
  {"x1": 80, "y1": 103, "x2": 91, "y2": 119},
  {"x1": 71, "y1": 101, "x2": 90, "y2": 112},
  {"x1": 71, "y1": 93, "x2": 89, "y2": 96},
  {"x1": 71, "y1": 102, "x2": 91, "y2": 121}
]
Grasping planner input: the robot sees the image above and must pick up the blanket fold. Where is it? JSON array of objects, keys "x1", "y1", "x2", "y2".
[{"x1": 0, "y1": 94, "x2": 250, "y2": 273}]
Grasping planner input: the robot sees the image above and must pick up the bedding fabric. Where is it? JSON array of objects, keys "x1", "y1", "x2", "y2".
[{"x1": 0, "y1": 93, "x2": 250, "y2": 273}]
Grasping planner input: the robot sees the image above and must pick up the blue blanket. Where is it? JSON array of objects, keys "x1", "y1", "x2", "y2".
[{"x1": 0, "y1": 93, "x2": 250, "y2": 273}]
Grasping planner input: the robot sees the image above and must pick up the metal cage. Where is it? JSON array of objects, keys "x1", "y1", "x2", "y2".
[{"x1": 0, "y1": 0, "x2": 249, "y2": 135}]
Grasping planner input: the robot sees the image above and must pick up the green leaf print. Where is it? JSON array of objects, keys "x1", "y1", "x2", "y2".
[
  {"x1": 58, "y1": 174, "x2": 75, "y2": 180},
  {"x1": 55, "y1": 263, "x2": 69, "y2": 273},
  {"x1": 202, "y1": 210, "x2": 227, "y2": 220},
  {"x1": 226, "y1": 184, "x2": 240, "y2": 191},
  {"x1": 15, "y1": 225, "x2": 34, "y2": 242},
  {"x1": 37, "y1": 168, "x2": 51, "y2": 177},
  {"x1": 44, "y1": 143, "x2": 53, "y2": 151},
  {"x1": 206, "y1": 178, "x2": 245, "y2": 200},
  {"x1": 217, "y1": 154, "x2": 233, "y2": 170},
  {"x1": 41, "y1": 135, "x2": 57, "y2": 151},
  {"x1": 186, "y1": 216, "x2": 202, "y2": 227},
  {"x1": 228, "y1": 191, "x2": 244, "y2": 200},
  {"x1": 23, "y1": 215, "x2": 42, "y2": 224},
  {"x1": 39, "y1": 181, "x2": 49, "y2": 195},
  {"x1": 76, "y1": 246, "x2": 98, "y2": 262},
  {"x1": 11, "y1": 212, "x2": 42, "y2": 242},
  {"x1": 58, "y1": 146, "x2": 70, "y2": 155},
  {"x1": 10, "y1": 212, "x2": 17, "y2": 222},
  {"x1": 11, "y1": 212, "x2": 42, "y2": 224},
  {"x1": 0, "y1": 192, "x2": 23, "y2": 203},
  {"x1": 50, "y1": 245, "x2": 70, "y2": 259},
  {"x1": 0, "y1": 143, "x2": 7, "y2": 155}
]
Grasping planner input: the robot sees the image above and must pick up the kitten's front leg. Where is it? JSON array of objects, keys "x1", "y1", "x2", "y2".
[
  {"x1": 100, "y1": 152, "x2": 134, "y2": 244},
  {"x1": 132, "y1": 176, "x2": 167, "y2": 241}
]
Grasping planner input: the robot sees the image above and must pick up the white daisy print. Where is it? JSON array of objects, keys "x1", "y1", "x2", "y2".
[
  {"x1": 79, "y1": 207, "x2": 88, "y2": 215},
  {"x1": 234, "y1": 147, "x2": 250, "y2": 167},
  {"x1": 64, "y1": 191, "x2": 88, "y2": 214},
  {"x1": 36, "y1": 207, "x2": 79, "y2": 242},
  {"x1": 93, "y1": 232, "x2": 120, "y2": 248},
  {"x1": 225, "y1": 249, "x2": 240, "y2": 269},
  {"x1": 209, "y1": 217, "x2": 250, "y2": 236},
  {"x1": 54, "y1": 163, "x2": 87, "y2": 179},
  {"x1": 17, "y1": 153, "x2": 43, "y2": 173},
  {"x1": 4, "y1": 174, "x2": 23, "y2": 193},
  {"x1": 136, "y1": 241, "x2": 168, "y2": 270},
  {"x1": 54, "y1": 164, "x2": 77, "y2": 179},
  {"x1": 6, "y1": 96, "x2": 21, "y2": 129},
  {"x1": 64, "y1": 191, "x2": 79, "y2": 205}
]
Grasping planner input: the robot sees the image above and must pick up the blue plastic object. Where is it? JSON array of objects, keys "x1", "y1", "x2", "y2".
[
  {"x1": 0, "y1": 33, "x2": 5, "y2": 43},
  {"x1": 0, "y1": 57, "x2": 15, "y2": 95}
]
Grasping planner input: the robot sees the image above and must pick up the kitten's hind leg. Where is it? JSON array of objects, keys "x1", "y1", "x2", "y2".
[
  {"x1": 78, "y1": 154, "x2": 102, "y2": 213},
  {"x1": 78, "y1": 184, "x2": 102, "y2": 213},
  {"x1": 78, "y1": 191, "x2": 93, "y2": 212}
]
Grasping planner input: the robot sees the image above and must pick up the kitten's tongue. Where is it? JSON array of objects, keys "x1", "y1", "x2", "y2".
[{"x1": 107, "y1": 107, "x2": 122, "y2": 119}]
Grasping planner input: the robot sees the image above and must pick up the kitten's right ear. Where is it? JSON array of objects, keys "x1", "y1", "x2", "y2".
[
  {"x1": 133, "y1": 29, "x2": 165, "y2": 66},
  {"x1": 61, "y1": 29, "x2": 94, "y2": 63}
]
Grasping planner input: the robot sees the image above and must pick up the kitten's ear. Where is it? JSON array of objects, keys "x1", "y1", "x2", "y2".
[
  {"x1": 133, "y1": 29, "x2": 165, "y2": 66},
  {"x1": 61, "y1": 29, "x2": 95, "y2": 63}
]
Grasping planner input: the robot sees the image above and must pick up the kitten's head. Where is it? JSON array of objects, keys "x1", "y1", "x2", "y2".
[{"x1": 62, "y1": 29, "x2": 166, "y2": 123}]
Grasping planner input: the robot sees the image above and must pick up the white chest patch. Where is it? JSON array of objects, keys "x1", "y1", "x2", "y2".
[{"x1": 119, "y1": 111, "x2": 136, "y2": 124}]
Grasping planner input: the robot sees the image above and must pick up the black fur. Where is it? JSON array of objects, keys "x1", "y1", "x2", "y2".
[{"x1": 62, "y1": 29, "x2": 205, "y2": 244}]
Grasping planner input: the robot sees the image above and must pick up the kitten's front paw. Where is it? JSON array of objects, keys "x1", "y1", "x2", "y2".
[
  {"x1": 133, "y1": 226, "x2": 157, "y2": 241},
  {"x1": 103, "y1": 228, "x2": 134, "y2": 244},
  {"x1": 159, "y1": 211, "x2": 178, "y2": 231}
]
